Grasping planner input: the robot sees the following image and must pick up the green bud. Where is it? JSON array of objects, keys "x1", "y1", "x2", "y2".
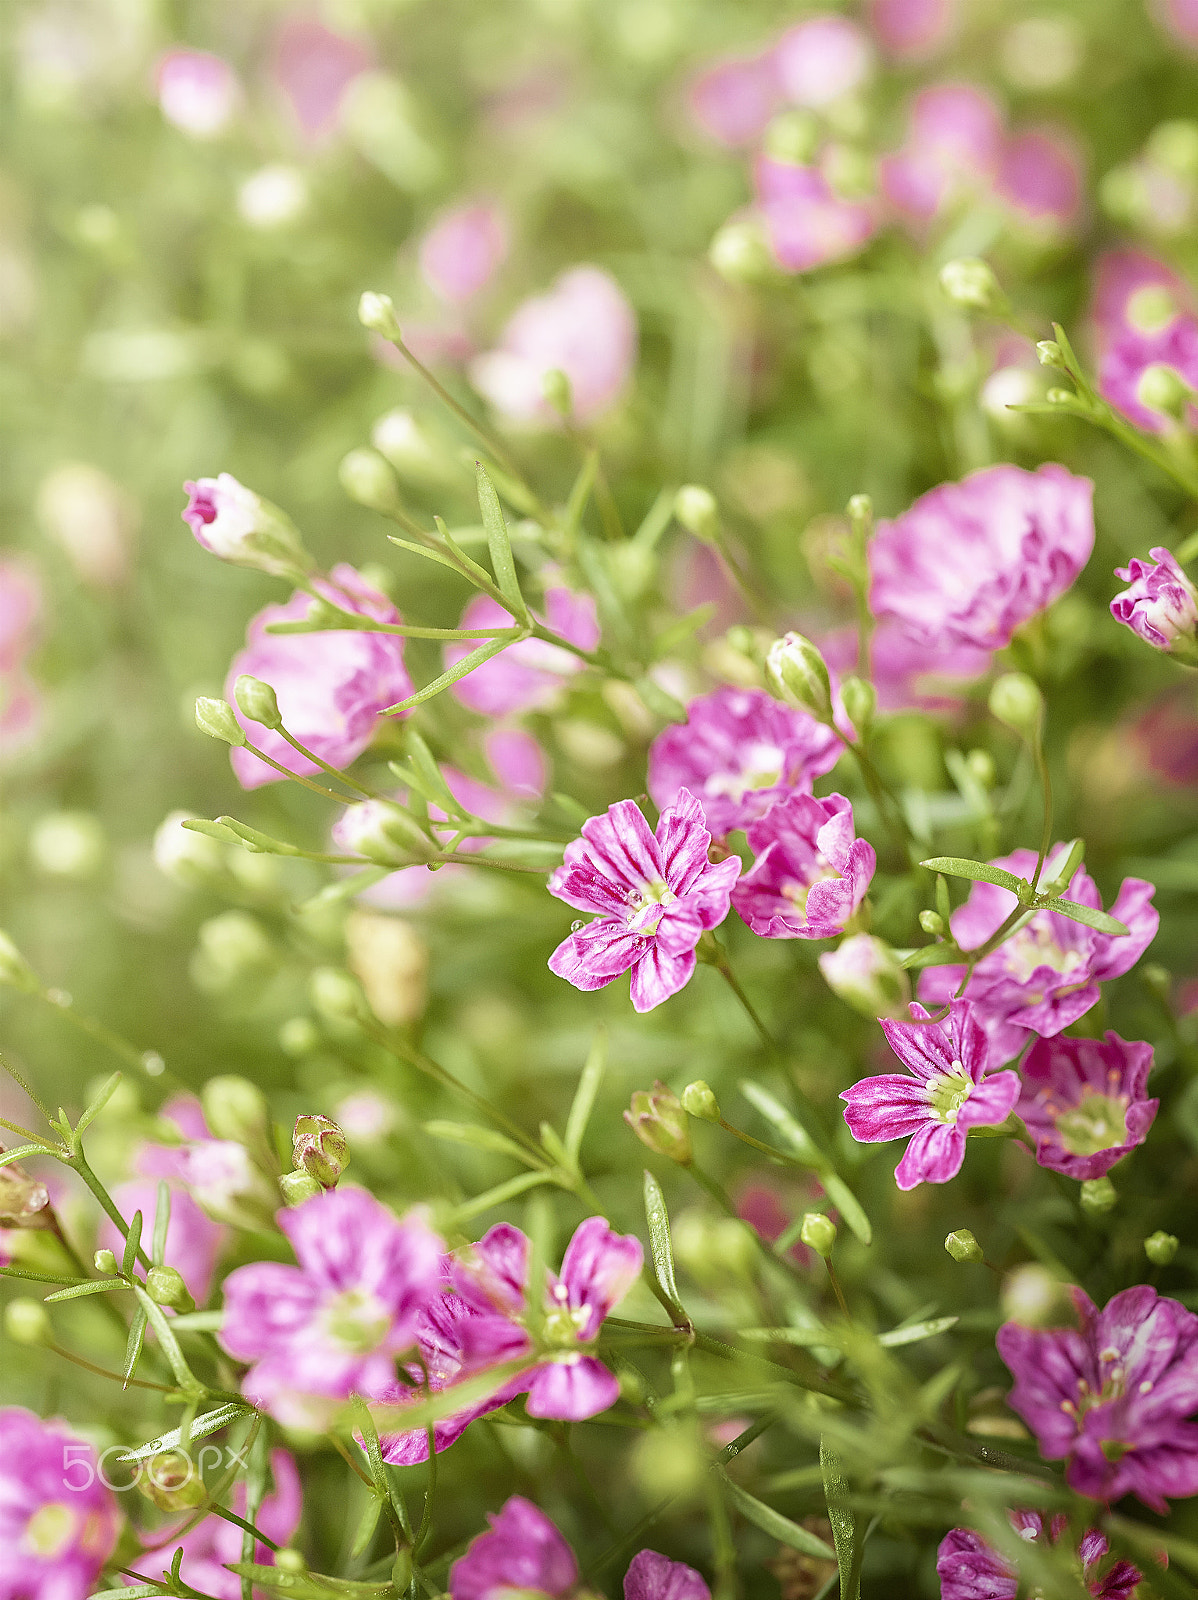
[
  {"x1": 391, "y1": 1551, "x2": 414, "y2": 1593},
  {"x1": 335, "y1": 800, "x2": 437, "y2": 867},
  {"x1": 1147, "y1": 119, "x2": 1198, "y2": 176},
  {"x1": 195, "y1": 697, "x2": 246, "y2": 748},
  {"x1": 233, "y1": 674, "x2": 282, "y2": 730},
  {"x1": 0, "y1": 929, "x2": 40, "y2": 993},
  {"x1": 279, "y1": 1016, "x2": 320, "y2": 1056},
  {"x1": 1145, "y1": 1229, "x2": 1179, "y2": 1265},
  {"x1": 965, "y1": 748, "x2": 997, "y2": 789},
  {"x1": 799, "y1": 1211, "x2": 837, "y2": 1258},
  {"x1": 1141, "y1": 964, "x2": 1172, "y2": 1002},
  {"x1": 673, "y1": 485, "x2": 719, "y2": 544},
  {"x1": 293, "y1": 1113, "x2": 350, "y2": 1188},
  {"x1": 339, "y1": 448, "x2": 400, "y2": 512},
  {"x1": 94, "y1": 1248, "x2": 119, "y2": 1274},
  {"x1": 139, "y1": 1449, "x2": 206, "y2": 1511},
  {"x1": 145, "y1": 1264, "x2": 193, "y2": 1310},
  {"x1": 275, "y1": 1549, "x2": 308, "y2": 1574},
  {"x1": 988, "y1": 672, "x2": 1044, "y2": 740},
  {"x1": 371, "y1": 409, "x2": 451, "y2": 485},
  {"x1": 1001, "y1": 1263, "x2": 1069, "y2": 1326},
  {"x1": 938, "y1": 257, "x2": 1002, "y2": 312},
  {"x1": 309, "y1": 966, "x2": 369, "y2": 1024},
  {"x1": 763, "y1": 108, "x2": 819, "y2": 166},
  {"x1": 4, "y1": 1297, "x2": 50, "y2": 1346},
  {"x1": 201, "y1": 1074, "x2": 270, "y2": 1147},
  {"x1": 1136, "y1": 363, "x2": 1192, "y2": 419},
  {"x1": 193, "y1": 911, "x2": 275, "y2": 991},
  {"x1": 708, "y1": 217, "x2": 774, "y2": 284},
  {"x1": 1080, "y1": 1176, "x2": 1117, "y2": 1216},
  {"x1": 28, "y1": 812, "x2": 106, "y2": 880},
  {"x1": 1036, "y1": 340, "x2": 1064, "y2": 367},
  {"x1": 279, "y1": 1170, "x2": 322, "y2": 1206},
  {"x1": 1127, "y1": 284, "x2": 1179, "y2": 335},
  {"x1": 1046, "y1": 387, "x2": 1077, "y2": 405},
  {"x1": 840, "y1": 675, "x2": 876, "y2": 737},
  {"x1": 846, "y1": 492, "x2": 873, "y2": 526},
  {"x1": 358, "y1": 290, "x2": 402, "y2": 341},
  {"x1": 764, "y1": 632, "x2": 833, "y2": 722},
  {"x1": 540, "y1": 367, "x2": 573, "y2": 417},
  {"x1": 624, "y1": 1081, "x2": 693, "y2": 1165},
  {"x1": 681, "y1": 1080, "x2": 720, "y2": 1123},
  {"x1": 919, "y1": 910, "x2": 945, "y2": 936},
  {"x1": 944, "y1": 1229, "x2": 983, "y2": 1264}
]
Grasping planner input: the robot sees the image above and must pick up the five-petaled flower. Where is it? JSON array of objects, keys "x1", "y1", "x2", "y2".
[
  {"x1": 1016, "y1": 1031, "x2": 1158, "y2": 1180},
  {"x1": 0, "y1": 1407, "x2": 121, "y2": 1600},
  {"x1": 841, "y1": 999, "x2": 1021, "y2": 1190},
  {"x1": 547, "y1": 789, "x2": 741, "y2": 1012},
  {"x1": 997, "y1": 1284, "x2": 1198, "y2": 1511},
  {"x1": 937, "y1": 1513, "x2": 1141, "y2": 1600},
  {"x1": 1111, "y1": 547, "x2": 1198, "y2": 656},
  {"x1": 732, "y1": 792, "x2": 875, "y2": 939}
]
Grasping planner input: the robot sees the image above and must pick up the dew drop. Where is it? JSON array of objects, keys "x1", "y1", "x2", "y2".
[
  {"x1": 142, "y1": 1051, "x2": 166, "y2": 1077},
  {"x1": 571, "y1": 920, "x2": 584, "y2": 933}
]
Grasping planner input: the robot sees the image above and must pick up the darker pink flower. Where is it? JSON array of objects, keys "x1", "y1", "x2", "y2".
[
  {"x1": 0, "y1": 1407, "x2": 120, "y2": 1600},
  {"x1": 733, "y1": 793, "x2": 875, "y2": 939},
  {"x1": 997, "y1": 1285, "x2": 1198, "y2": 1511},
  {"x1": 880, "y1": 83, "x2": 1004, "y2": 222},
  {"x1": 938, "y1": 1515, "x2": 1141, "y2": 1600},
  {"x1": 773, "y1": 16, "x2": 873, "y2": 109},
  {"x1": 755, "y1": 156, "x2": 878, "y2": 274},
  {"x1": 1130, "y1": 687, "x2": 1198, "y2": 786},
  {"x1": 156, "y1": 49, "x2": 240, "y2": 138},
  {"x1": 225, "y1": 564, "x2": 413, "y2": 789},
  {"x1": 1016, "y1": 1032, "x2": 1158, "y2": 1181},
  {"x1": 869, "y1": 464, "x2": 1095, "y2": 652},
  {"x1": 869, "y1": 0, "x2": 959, "y2": 60},
  {"x1": 996, "y1": 128, "x2": 1083, "y2": 235},
  {"x1": 447, "y1": 588, "x2": 599, "y2": 716},
  {"x1": 419, "y1": 203, "x2": 509, "y2": 305},
  {"x1": 271, "y1": 15, "x2": 371, "y2": 143},
  {"x1": 548, "y1": 790, "x2": 740, "y2": 1011},
  {"x1": 841, "y1": 1000, "x2": 1020, "y2": 1190},
  {"x1": 450, "y1": 1498, "x2": 577, "y2": 1600},
  {"x1": 685, "y1": 52, "x2": 781, "y2": 147},
  {"x1": 1111, "y1": 547, "x2": 1198, "y2": 653},
  {"x1": 647, "y1": 686, "x2": 840, "y2": 838},
  {"x1": 625, "y1": 1549, "x2": 712, "y2": 1600},
  {"x1": 149, "y1": 1450, "x2": 302, "y2": 1600}
]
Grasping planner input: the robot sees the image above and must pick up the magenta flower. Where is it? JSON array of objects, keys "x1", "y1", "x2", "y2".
[
  {"x1": 880, "y1": 83, "x2": 1004, "y2": 222},
  {"x1": 938, "y1": 1515, "x2": 1141, "y2": 1600},
  {"x1": 378, "y1": 1217, "x2": 642, "y2": 1462},
  {"x1": 219, "y1": 1187, "x2": 443, "y2": 1429},
  {"x1": 820, "y1": 617, "x2": 991, "y2": 715},
  {"x1": 153, "y1": 1449, "x2": 301, "y2": 1600},
  {"x1": 470, "y1": 266, "x2": 637, "y2": 426},
  {"x1": 1016, "y1": 1032, "x2": 1158, "y2": 1182},
  {"x1": 548, "y1": 790, "x2": 740, "y2": 1012},
  {"x1": 0, "y1": 557, "x2": 44, "y2": 760},
  {"x1": 419, "y1": 203, "x2": 509, "y2": 305},
  {"x1": 773, "y1": 16, "x2": 873, "y2": 109},
  {"x1": 686, "y1": 52, "x2": 782, "y2": 148},
  {"x1": 1091, "y1": 250, "x2": 1198, "y2": 433},
  {"x1": 1111, "y1": 547, "x2": 1198, "y2": 654},
  {"x1": 841, "y1": 1000, "x2": 1020, "y2": 1190},
  {"x1": 625, "y1": 1549, "x2": 712, "y2": 1600},
  {"x1": 270, "y1": 14, "x2": 372, "y2": 144},
  {"x1": 156, "y1": 49, "x2": 240, "y2": 138},
  {"x1": 1130, "y1": 687, "x2": 1198, "y2": 787},
  {"x1": 869, "y1": 0, "x2": 958, "y2": 61},
  {"x1": 224, "y1": 564, "x2": 412, "y2": 789},
  {"x1": 648, "y1": 686, "x2": 840, "y2": 838},
  {"x1": 918, "y1": 847, "x2": 1158, "y2": 1062},
  {"x1": 1155, "y1": 0, "x2": 1198, "y2": 49},
  {"x1": 448, "y1": 588, "x2": 600, "y2": 717},
  {"x1": 997, "y1": 1285, "x2": 1198, "y2": 1511},
  {"x1": 754, "y1": 156, "x2": 879, "y2": 275},
  {"x1": 0, "y1": 1407, "x2": 120, "y2": 1600},
  {"x1": 869, "y1": 464, "x2": 1095, "y2": 652},
  {"x1": 996, "y1": 128, "x2": 1083, "y2": 236},
  {"x1": 732, "y1": 793, "x2": 875, "y2": 940}
]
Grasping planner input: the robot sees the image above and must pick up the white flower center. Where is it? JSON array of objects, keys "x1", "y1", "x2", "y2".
[{"x1": 928, "y1": 1062, "x2": 972, "y2": 1124}]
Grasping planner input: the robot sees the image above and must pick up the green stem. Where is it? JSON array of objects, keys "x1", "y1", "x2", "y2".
[
  {"x1": 206, "y1": 1503, "x2": 280, "y2": 1554},
  {"x1": 1029, "y1": 733, "x2": 1054, "y2": 894},
  {"x1": 239, "y1": 738, "x2": 356, "y2": 802},
  {"x1": 703, "y1": 943, "x2": 777, "y2": 1054},
  {"x1": 69, "y1": 1150, "x2": 151, "y2": 1271},
  {"x1": 274, "y1": 727, "x2": 380, "y2": 800}
]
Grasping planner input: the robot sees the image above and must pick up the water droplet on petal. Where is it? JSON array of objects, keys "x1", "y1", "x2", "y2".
[{"x1": 571, "y1": 920, "x2": 585, "y2": 933}]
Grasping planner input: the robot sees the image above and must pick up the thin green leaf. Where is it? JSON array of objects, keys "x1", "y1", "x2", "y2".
[
  {"x1": 122, "y1": 1210, "x2": 143, "y2": 1278},
  {"x1": 433, "y1": 514, "x2": 495, "y2": 586},
  {"x1": 877, "y1": 1315, "x2": 958, "y2": 1348},
  {"x1": 91, "y1": 1586, "x2": 163, "y2": 1599},
  {"x1": 642, "y1": 1170, "x2": 684, "y2": 1313},
  {"x1": 632, "y1": 485, "x2": 676, "y2": 549},
  {"x1": 651, "y1": 604, "x2": 717, "y2": 659},
  {"x1": 899, "y1": 944, "x2": 965, "y2": 971},
  {"x1": 738, "y1": 1081, "x2": 821, "y2": 1164},
  {"x1": 119, "y1": 1402, "x2": 250, "y2": 1463},
  {"x1": 0, "y1": 1144, "x2": 53, "y2": 1170},
  {"x1": 447, "y1": 1168, "x2": 556, "y2": 1226},
  {"x1": 349, "y1": 1492, "x2": 385, "y2": 1562},
  {"x1": 224, "y1": 1566, "x2": 393, "y2": 1599},
  {"x1": 1039, "y1": 897, "x2": 1129, "y2": 937},
  {"x1": 821, "y1": 1437, "x2": 860, "y2": 1600},
  {"x1": 180, "y1": 818, "x2": 242, "y2": 845},
  {"x1": 0, "y1": 1265, "x2": 82, "y2": 1286},
  {"x1": 423, "y1": 1120, "x2": 541, "y2": 1166},
  {"x1": 564, "y1": 1030, "x2": 607, "y2": 1165},
  {"x1": 132, "y1": 1283, "x2": 200, "y2": 1392},
  {"x1": 152, "y1": 1180, "x2": 171, "y2": 1267},
  {"x1": 562, "y1": 449, "x2": 598, "y2": 541},
  {"x1": 819, "y1": 1172, "x2": 872, "y2": 1247},
  {"x1": 386, "y1": 533, "x2": 474, "y2": 579},
  {"x1": 121, "y1": 1304, "x2": 148, "y2": 1388},
  {"x1": 539, "y1": 1121, "x2": 571, "y2": 1167},
  {"x1": 476, "y1": 461, "x2": 530, "y2": 623},
  {"x1": 919, "y1": 857, "x2": 1027, "y2": 895},
  {"x1": 635, "y1": 675, "x2": 686, "y2": 722},
  {"x1": 405, "y1": 729, "x2": 466, "y2": 816},
  {"x1": 741, "y1": 1325, "x2": 838, "y2": 1349},
  {"x1": 214, "y1": 818, "x2": 306, "y2": 856},
  {"x1": 722, "y1": 1476, "x2": 837, "y2": 1560},
  {"x1": 381, "y1": 635, "x2": 515, "y2": 715},
  {"x1": 73, "y1": 1071, "x2": 122, "y2": 1139},
  {"x1": 1038, "y1": 837, "x2": 1085, "y2": 894},
  {"x1": 168, "y1": 1309, "x2": 225, "y2": 1333},
  {"x1": 44, "y1": 1276, "x2": 127, "y2": 1302}
]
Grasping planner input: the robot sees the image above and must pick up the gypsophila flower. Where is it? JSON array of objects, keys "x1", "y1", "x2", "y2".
[
  {"x1": 1111, "y1": 547, "x2": 1198, "y2": 655},
  {"x1": 0, "y1": 1407, "x2": 120, "y2": 1600},
  {"x1": 732, "y1": 792, "x2": 875, "y2": 940},
  {"x1": 841, "y1": 999, "x2": 1020, "y2": 1190},
  {"x1": 447, "y1": 587, "x2": 599, "y2": 717},
  {"x1": 1016, "y1": 1032, "x2": 1158, "y2": 1180},
  {"x1": 937, "y1": 1514, "x2": 1142, "y2": 1600}
]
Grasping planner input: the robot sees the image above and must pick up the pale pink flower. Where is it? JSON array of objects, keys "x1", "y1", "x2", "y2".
[
  {"x1": 755, "y1": 156, "x2": 878, "y2": 274},
  {"x1": 996, "y1": 128, "x2": 1083, "y2": 235},
  {"x1": 1090, "y1": 251, "x2": 1198, "y2": 434},
  {"x1": 155, "y1": 50, "x2": 240, "y2": 139},
  {"x1": 447, "y1": 588, "x2": 599, "y2": 716},
  {"x1": 880, "y1": 83, "x2": 1004, "y2": 222},
  {"x1": 271, "y1": 14, "x2": 372, "y2": 143},
  {"x1": 773, "y1": 16, "x2": 873, "y2": 109},
  {"x1": 419, "y1": 203, "x2": 509, "y2": 304},
  {"x1": 869, "y1": 0, "x2": 959, "y2": 60},
  {"x1": 0, "y1": 1407, "x2": 120, "y2": 1600},
  {"x1": 820, "y1": 618, "x2": 991, "y2": 714},
  {"x1": 685, "y1": 52, "x2": 781, "y2": 147}
]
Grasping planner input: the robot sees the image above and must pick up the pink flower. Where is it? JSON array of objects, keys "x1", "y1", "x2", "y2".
[
  {"x1": 100, "y1": 1178, "x2": 225, "y2": 1306},
  {"x1": 151, "y1": 1450, "x2": 301, "y2": 1600},
  {"x1": 733, "y1": 793, "x2": 875, "y2": 939},
  {"x1": 419, "y1": 203, "x2": 509, "y2": 304},
  {"x1": 685, "y1": 52, "x2": 782, "y2": 147},
  {"x1": 820, "y1": 618, "x2": 991, "y2": 714},
  {"x1": 1016, "y1": 1032, "x2": 1158, "y2": 1181},
  {"x1": 1091, "y1": 250, "x2": 1198, "y2": 433},
  {"x1": 469, "y1": 267, "x2": 637, "y2": 426},
  {"x1": 271, "y1": 15, "x2": 372, "y2": 143},
  {"x1": 625, "y1": 1549, "x2": 712, "y2": 1600},
  {"x1": 997, "y1": 1285, "x2": 1198, "y2": 1511},
  {"x1": 0, "y1": 559, "x2": 41, "y2": 671},
  {"x1": 754, "y1": 156, "x2": 878, "y2": 274},
  {"x1": 869, "y1": 0, "x2": 959, "y2": 60},
  {"x1": 773, "y1": 16, "x2": 873, "y2": 109},
  {"x1": 996, "y1": 128, "x2": 1083, "y2": 235},
  {"x1": 378, "y1": 1217, "x2": 643, "y2": 1462},
  {"x1": 547, "y1": 790, "x2": 740, "y2": 1012},
  {"x1": 182, "y1": 474, "x2": 308, "y2": 576},
  {"x1": 1154, "y1": 0, "x2": 1198, "y2": 49},
  {"x1": 0, "y1": 1407, "x2": 120, "y2": 1600},
  {"x1": 447, "y1": 589, "x2": 600, "y2": 716},
  {"x1": 647, "y1": 686, "x2": 840, "y2": 839},
  {"x1": 869, "y1": 464, "x2": 1095, "y2": 652},
  {"x1": 918, "y1": 846, "x2": 1158, "y2": 1062},
  {"x1": 219, "y1": 1187, "x2": 443, "y2": 1428},
  {"x1": 840, "y1": 1000, "x2": 1020, "y2": 1190},
  {"x1": 155, "y1": 50, "x2": 240, "y2": 138},
  {"x1": 880, "y1": 83, "x2": 1004, "y2": 222},
  {"x1": 1111, "y1": 547, "x2": 1198, "y2": 652},
  {"x1": 1130, "y1": 687, "x2": 1198, "y2": 786},
  {"x1": 938, "y1": 1516, "x2": 1141, "y2": 1600},
  {"x1": 225, "y1": 564, "x2": 412, "y2": 789}
]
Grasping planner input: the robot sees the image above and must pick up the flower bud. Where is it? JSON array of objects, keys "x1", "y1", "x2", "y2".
[
  {"x1": 799, "y1": 1211, "x2": 836, "y2": 1258},
  {"x1": 276, "y1": 1550, "x2": 308, "y2": 1574},
  {"x1": 840, "y1": 675, "x2": 876, "y2": 737},
  {"x1": 1148, "y1": 118, "x2": 1198, "y2": 176},
  {"x1": 846, "y1": 493, "x2": 873, "y2": 526},
  {"x1": 309, "y1": 966, "x2": 370, "y2": 1025},
  {"x1": 233, "y1": 674, "x2": 282, "y2": 730},
  {"x1": 279, "y1": 1170, "x2": 322, "y2": 1206},
  {"x1": 919, "y1": 910, "x2": 945, "y2": 936},
  {"x1": 0, "y1": 1163, "x2": 50, "y2": 1225},
  {"x1": 624, "y1": 1082, "x2": 693, "y2": 1165},
  {"x1": 182, "y1": 475, "x2": 312, "y2": 578},
  {"x1": 763, "y1": 109, "x2": 819, "y2": 166},
  {"x1": 201, "y1": 1074, "x2": 270, "y2": 1148},
  {"x1": 681, "y1": 1081, "x2": 720, "y2": 1123},
  {"x1": 145, "y1": 1265, "x2": 193, "y2": 1310},
  {"x1": 0, "y1": 930, "x2": 40, "y2": 993},
  {"x1": 139, "y1": 1450, "x2": 206, "y2": 1511},
  {"x1": 292, "y1": 1114, "x2": 350, "y2": 1188},
  {"x1": 818, "y1": 934, "x2": 910, "y2": 1020},
  {"x1": 708, "y1": 217, "x2": 774, "y2": 284},
  {"x1": 1136, "y1": 363, "x2": 1192, "y2": 420},
  {"x1": 765, "y1": 632, "x2": 833, "y2": 722},
  {"x1": 339, "y1": 448, "x2": 400, "y2": 512},
  {"x1": 1127, "y1": 285, "x2": 1178, "y2": 335},
  {"x1": 371, "y1": 409, "x2": 451, "y2": 486},
  {"x1": 1046, "y1": 387, "x2": 1077, "y2": 406},
  {"x1": 1145, "y1": 1229, "x2": 1179, "y2": 1265},
  {"x1": 195, "y1": 696, "x2": 246, "y2": 747},
  {"x1": 1080, "y1": 1176, "x2": 1117, "y2": 1217},
  {"x1": 192, "y1": 912, "x2": 275, "y2": 992},
  {"x1": 358, "y1": 290, "x2": 402, "y2": 341},
  {"x1": 541, "y1": 367, "x2": 573, "y2": 417},
  {"x1": 28, "y1": 812, "x2": 105, "y2": 880},
  {"x1": 152, "y1": 811, "x2": 226, "y2": 885},
  {"x1": 391, "y1": 1552, "x2": 413, "y2": 1594},
  {"x1": 965, "y1": 748, "x2": 997, "y2": 789},
  {"x1": 673, "y1": 485, "x2": 719, "y2": 544},
  {"x1": 94, "y1": 1248, "x2": 119, "y2": 1274},
  {"x1": 938, "y1": 257, "x2": 1001, "y2": 312},
  {"x1": 1001, "y1": 1263, "x2": 1070, "y2": 1326},
  {"x1": 1036, "y1": 340, "x2": 1063, "y2": 367},
  {"x1": 333, "y1": 800, "x2": 436, "y2": 867},
  {"x1": 944, "y1": 1229, "x2": 983, "y2": 1264},
  {"x1": 988, "y1": 672, "x2": 1043, "y2": 740},
  {"x1": 4, "y1": 1298, "x2": 50, "y2": 1346},
  {"x1": 279, "y1": 1016, "x2": 320, "y2": 1056}
]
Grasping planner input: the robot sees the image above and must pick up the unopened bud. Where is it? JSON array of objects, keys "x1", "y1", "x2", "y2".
[
  {"x1": 293, "y1": 1114, "x2": 350, "y2": 1188},
  {"x1": 145, "y1": 1264, "x2": 192, "y2": 1310},
  {"x1": 233, "y1": 675, "x2": 282, "y2": 731},
  {"x1": 1001, "y1": 1263, "x2": 1069, "y2": 1326},
  {"x1": 681, "y1": 1081, "x2": 720, "y2": 1123},
  {"x1": 945, "y1": 1229, "x2": 983, "y2": 1264},
  {"x1": 674, "y1": 485, "x2": 719, "y2": 544},
  {"x1": 1149, "y1": 118, "x2": 1198, "y2": 175},
  {"x1": 332, "y1": 800, "x2": 436, "y2": 867},
  {"x1": 988, "y1": 672, "x2": 1043, "y2": 740},
  {"x1": 391, "y1": 1552, "x2": 413, "y2": 1593},
  {"x1": 371, "y1": 409, "x2": 449, "y2": 485},
  {"x1": 965, "y1": 748, "x2": 997, "y2": 789},
  {"x1": 94, "y1": 1249, "x2": 118, "y2": 1274},
  {"x1": 153, "y1": 811, "x2": 226, "y2": 885},
  {"x1": 195, "y1": 697, "x2": 246, "y2": 748},
  {"x1": 193, "y1": 912, "x2": 274, "y2": 991},
  {"x1": 4, "y1": 1298, "x2": 50, "y2": 1346},
  {"x1": 275, "y1": 1549, "x2": 308, "y2": 1575},
  {"x1": 763, "y1": 108, "x2": 819, "y2": 166},
  {"x1": 28, "y1": 812, "x2": 105, "y2": 880},
  {"x1": 139, "y1": 1449, "x2": 206, "y2": 1511},
  {"x1": 920, "y1": 910, "x2": 945, "y2": 936},
  {"x1": 1080, "y1": 1176, "x2": 1117, "y2": 1216},
  {"x1": 540, "y1": 367, "x2": 572, "y2": 417},
  {"x1": 0, "y1": 930, "x2": 39, "y2": 993},
  {"x1": 339, "y1": 448, "x2": 400, "y2": 512},
  {"x1": 840, "y1": 675, "x2": 876, "y2": 737},
  {"x1": 764, "y1": 632, "x2": 833, "y2": 722},
  {"x1": 1145, "y1": 1229, "x2": 1179, "y2": 1265},
  {"x1": 201, "y1": 1074, "x2": 270, "y2": 1147},
  {"x1": 358, "y1": 291, "x2": 402, "y2": 341},
  {"x1": 818, "y1": 934, "x2": 910, "y2": 1020},
  {"x1": 279, "y1": 1016, "x2": 320, "y2": 1056},
  {"x1": 1046, "y1": 387, "x2": 1077, "y2": 405},
  {"x1": 0, "y1": 1163, "x2": 49, "y2": 1224},
  {"x1": 309, "y1": 966, "x2": 369, "y2": 1024},
  {"x1": 624, "y1": 1082, "x2": 693, "y2": 1165},
  {"x1": 939, "y1": 257, "x2": 1001, "y2": 312},
  {"x1": 846, "y1": 493, "x2": 873, "y2": 525},
  {"x1": 1036, "y1": 340, "x2": 1063, "y2": 367},
  {"x1": 1136, "y1": 363, "x2": 1192, "y2": 420},
  {"x1": 709, "y1": 217, "x2": 774, "y2": 284},
  {"x1": 1127, "y1": 284, "x2": 1178, "y2": 335},
  {"x1": 279, "y1": 1170, "x2": 322, "y2": 1206},
  {"x1": 799, "y1": 1211, "x2": 837, "y2": 1258}
]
